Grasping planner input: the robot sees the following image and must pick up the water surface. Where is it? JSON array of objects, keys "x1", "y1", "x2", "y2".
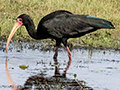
[{"x1": 0, "y1": 42, "x2": 120, "y2": 90}]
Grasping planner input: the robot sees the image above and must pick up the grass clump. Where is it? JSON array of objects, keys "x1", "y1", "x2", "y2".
[{"x1": 0, "y1": 0, "x2": 120, "y2": 49}]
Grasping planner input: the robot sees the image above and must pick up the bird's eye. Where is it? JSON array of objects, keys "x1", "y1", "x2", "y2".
[
  {"x1": 19, "y1": 18, "x2": 22, "y2": 21},
  {"x1": 17, "y1": 18, "x2": 23, "y2": 22}
]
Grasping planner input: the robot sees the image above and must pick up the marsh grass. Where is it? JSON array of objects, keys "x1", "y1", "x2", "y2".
[{"x1": 0, "y1": 0, "x2": 120, "y2": 49}]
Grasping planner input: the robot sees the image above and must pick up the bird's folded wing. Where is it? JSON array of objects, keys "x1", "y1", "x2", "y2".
[
  {"x1": 43, "y1": 14, "x2": 114, "y2": 38},
  {"x1": 43, "y1": 14, "x2": 94, "y2": 38}
]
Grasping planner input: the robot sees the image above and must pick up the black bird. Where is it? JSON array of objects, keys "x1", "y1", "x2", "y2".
[{"x1": 6, "y1": 10, "x2": 115, "y2": 66}]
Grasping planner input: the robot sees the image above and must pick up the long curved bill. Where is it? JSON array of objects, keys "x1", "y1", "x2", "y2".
[{"x1": 6, "y1": 22, "x2": 22, "y2": 53}]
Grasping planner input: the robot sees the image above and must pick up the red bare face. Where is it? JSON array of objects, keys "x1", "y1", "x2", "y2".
[{"x1": 17, "y1": 18, "x2": 23, "y2": 26}]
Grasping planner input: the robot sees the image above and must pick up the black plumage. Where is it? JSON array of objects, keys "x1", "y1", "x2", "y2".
[{"x1": 17, "y1": 10, "x2": 114, "y2": 47}]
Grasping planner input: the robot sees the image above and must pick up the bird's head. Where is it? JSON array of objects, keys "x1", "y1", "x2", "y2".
[{"x1": 6, "y1": 14, "x2": 30, "y2": 53}]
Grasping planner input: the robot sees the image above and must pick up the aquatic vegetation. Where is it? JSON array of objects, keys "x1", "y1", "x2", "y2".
[{"x1": 19, "y1": 65, "x2": 28, "y2": 70}]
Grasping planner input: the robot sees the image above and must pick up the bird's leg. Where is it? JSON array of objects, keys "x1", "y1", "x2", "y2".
[
  {"x1": 53, "y1": 46, "x2": 58, "y2": 62},
  {"x1": 53, "y1": 46, "x2": 60, "y2": 76},
  {"x1": 64, "y1": 46, "x2": 72, "y2": 74},
  {"x1": 53, "y1": 39, "x2": 61, "y2": 62},
  {"x1": 61, "y1": 38, "x2": 72, "y2": 74},
  {"x1": 66, "y1": 46, "x2": 72, "y2": 60}
]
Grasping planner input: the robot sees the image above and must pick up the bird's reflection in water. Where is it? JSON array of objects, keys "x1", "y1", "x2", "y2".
[
  {"x1": 5, "y1": 57, "x2": 93, "y2": 90},
  {"x1": 5, "y1": 57, "x2": 20, "y2": 90}
]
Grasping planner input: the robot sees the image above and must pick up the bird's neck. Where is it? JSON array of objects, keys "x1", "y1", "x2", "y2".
[
  {"x1": 25, "y1": 21, "x2": 46, "y2": 40},
  {"x1": 25, "y1": 23, "x2": 37, "y2": 39}
]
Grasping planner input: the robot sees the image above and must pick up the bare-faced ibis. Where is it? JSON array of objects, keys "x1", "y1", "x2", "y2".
[{"x1": 6, "y1": 10, "x2": 115, "y2": 66}]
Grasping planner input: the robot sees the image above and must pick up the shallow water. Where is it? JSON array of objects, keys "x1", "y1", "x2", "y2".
[{"x1": 0, "y1": 42, "x2": 120, "y2": 90}]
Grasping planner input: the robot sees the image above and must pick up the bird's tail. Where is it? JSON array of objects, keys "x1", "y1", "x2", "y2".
[{"x1": 87, "y1": 16, "x2": 115, "y2": 29}]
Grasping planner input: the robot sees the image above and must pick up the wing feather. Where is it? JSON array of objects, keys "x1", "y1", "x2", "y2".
[{"x1": 43, "y1": 13, "x2": 93, "y2": 38}]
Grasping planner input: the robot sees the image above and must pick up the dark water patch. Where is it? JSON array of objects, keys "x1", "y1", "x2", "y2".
[{"x1": 20, "y1": 74, "x2": 93, "y2": 90}]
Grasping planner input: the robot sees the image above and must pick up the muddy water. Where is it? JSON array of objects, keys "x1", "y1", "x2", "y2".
[{"x1": 0, "y1": 41, "x2": 120, "y2": 90}]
